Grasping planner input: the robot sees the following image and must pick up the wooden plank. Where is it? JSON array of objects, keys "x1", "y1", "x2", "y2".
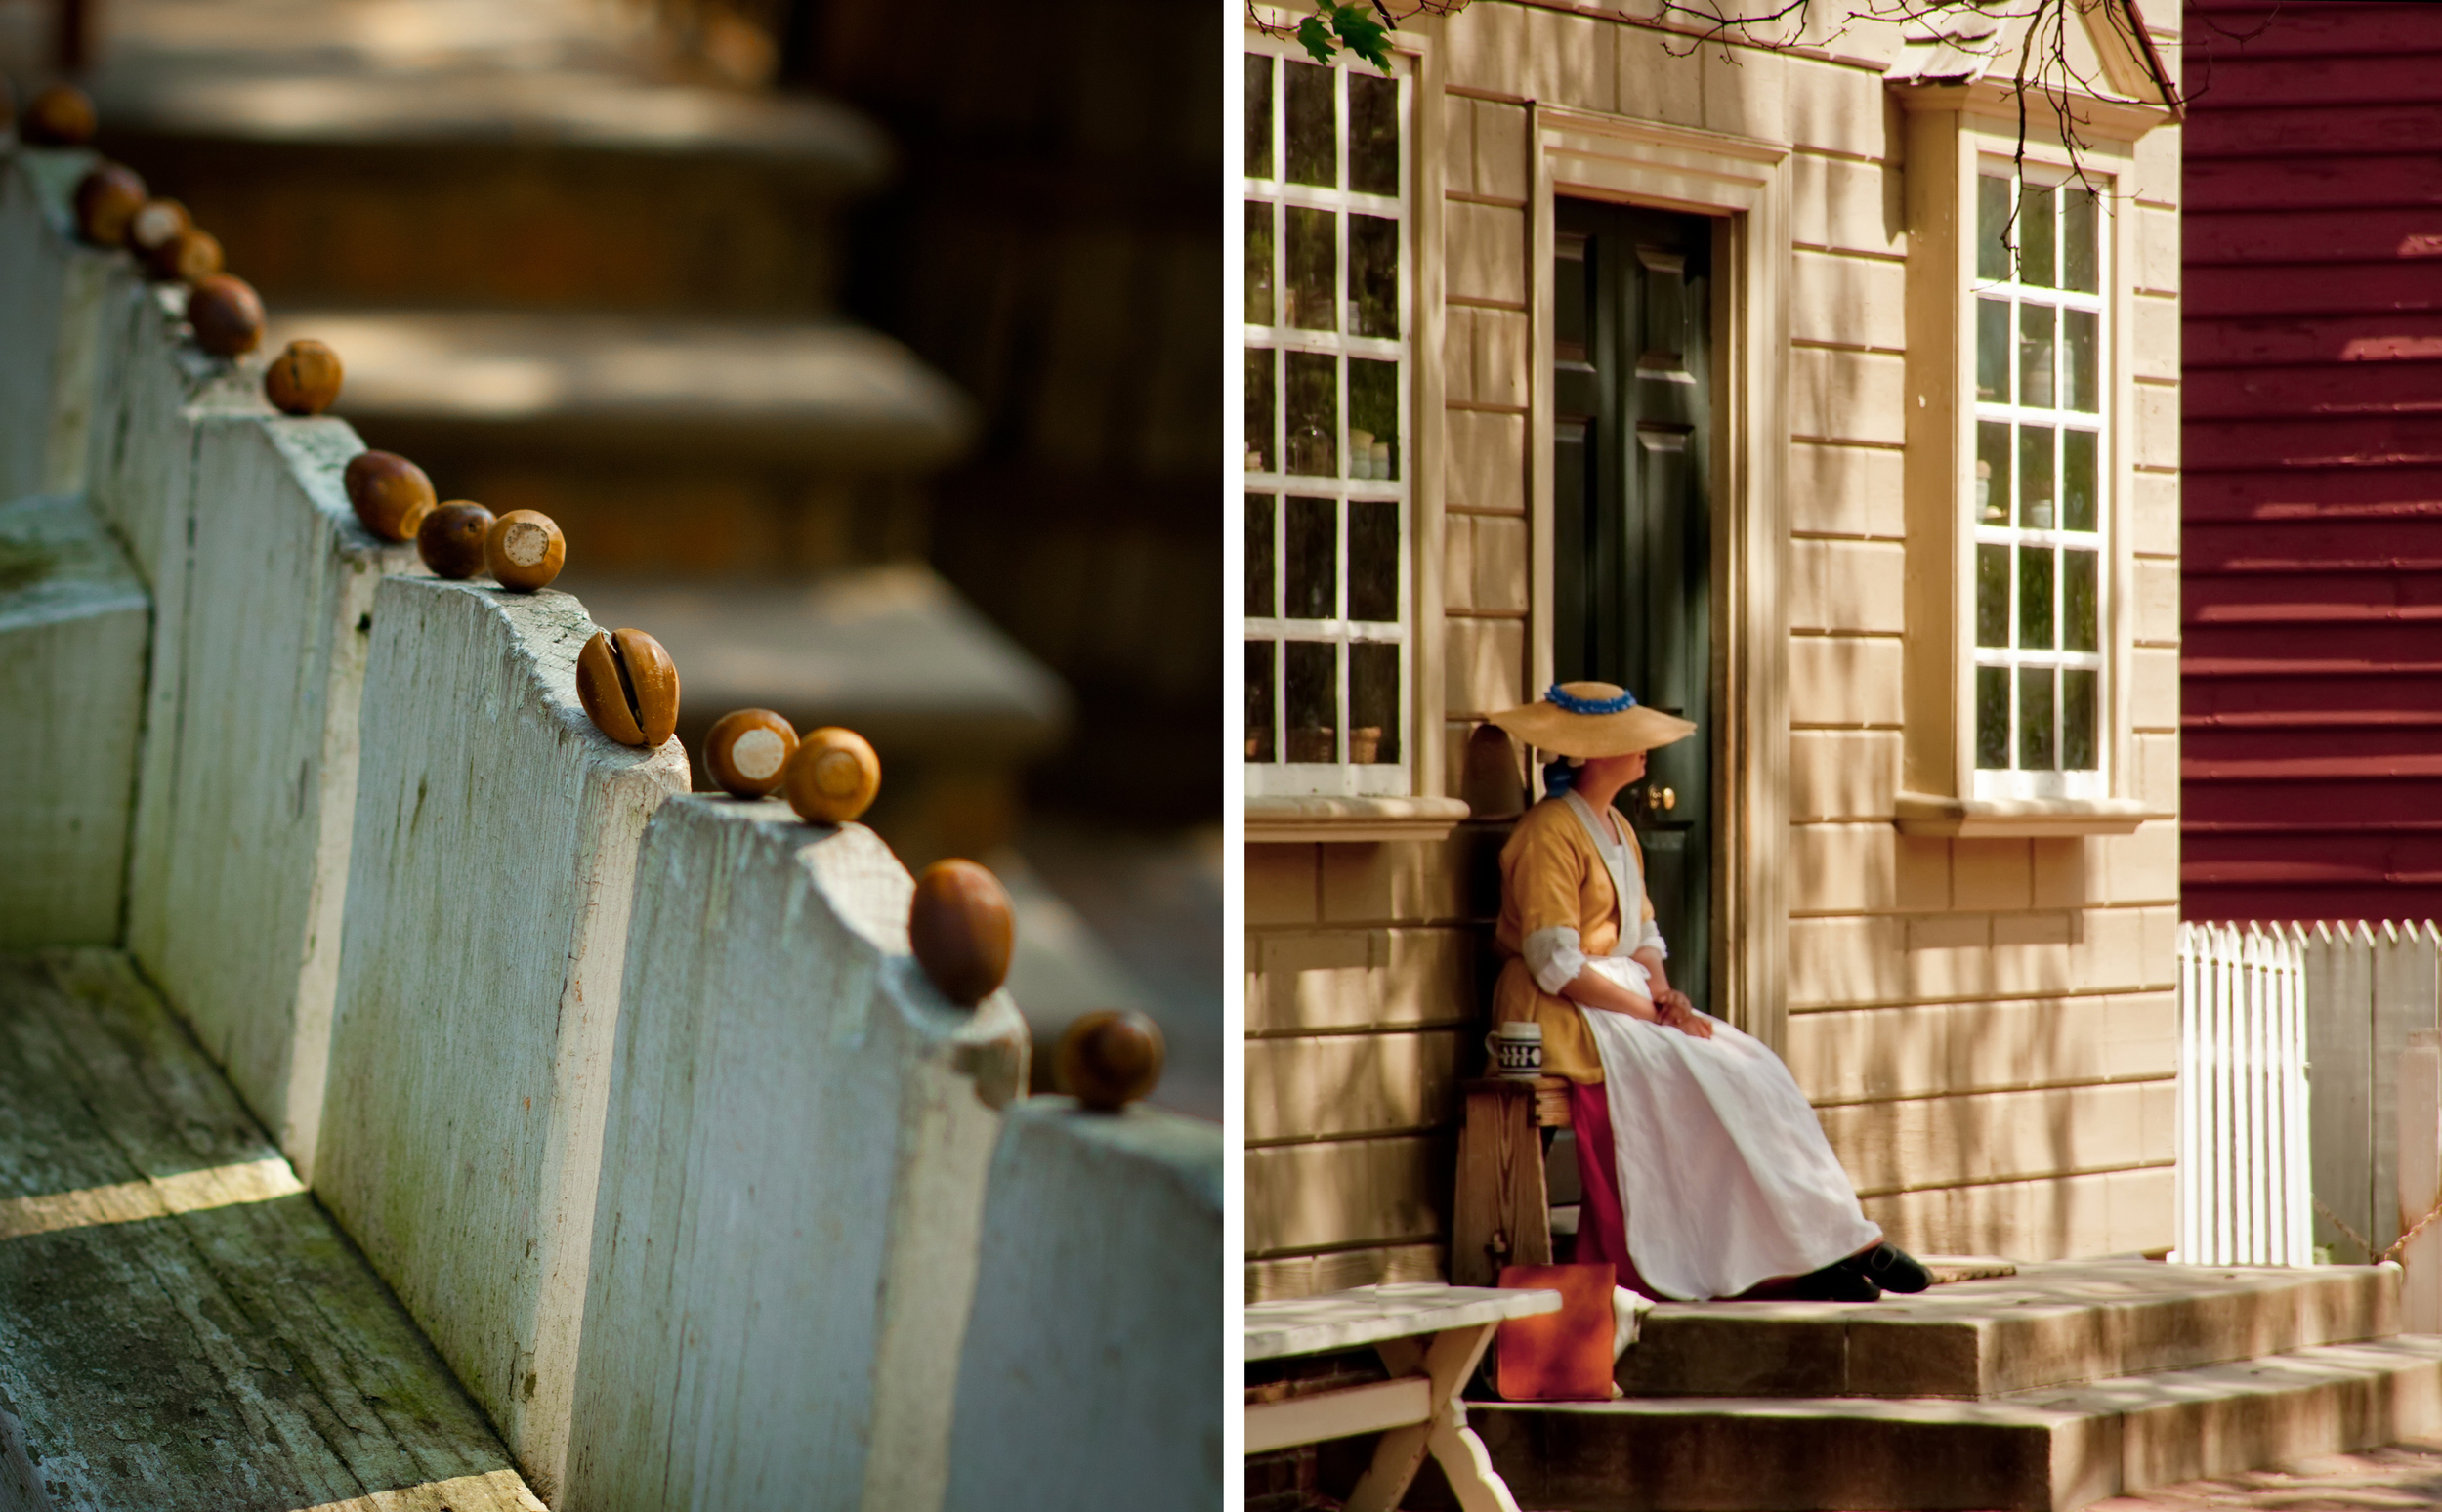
[
  {"x1": 0, "y1": 494, "x2": 147, "y2": 947},
  {"x1": 315, "y1": 578, "x2": 687, "y2": 1504},
  {"x1": 2376, "y1": 923, "x2": 2442, "y2": 1256},
  {"x1": 120, "y1": 417, "x2": 418, "y2": 1173},
  {"x1": 1450, "y1": 1084, "x2": 1550, "y2": 1287},
  {"x1": 1245, "y1": 1029, "x2": 1463, "y2": 1144},
  {"x1": 0, "y1": 949, "x2": 544, "y2": 1511},
  {"x1": 1862, "y1": 1164, "x2": 2175, "y2": 1262},
  {"x1": 1246, "y1": 1282, "x2": 1558, "y2": 1361},
  {"x1": 1246, "y1": 1378, "x2": 1433, "y2": 1454},
  {"x1": 2306, "y1": 923, "x2": 2379, "y2": 1260},
  {"x1": 0, "y1": 151, "x2": 109, "y2": 500},
  {"x1": 1247, "y1": 1134, "x2": 1455, "y2": 1258},
  {"x1": 1248, "y1": 926, "x2": 1474, "y2": 1035},
  {"x1": 945, "y1": 1102, "x2": 1222, "y2": 1512},
  {"x1": 1245, "y1": 1243, "x2": 1447, "y2": 1305},
  {"x1": 1817, "y1": 1080, "x2": 2176, "y2": 1199},
  {"x1": 564, "y1": 796, "x2": 1032, "y2": 1512},
  {"x1": 2400, "y1": 1030, "x2": 2442, "y2": 1334}
]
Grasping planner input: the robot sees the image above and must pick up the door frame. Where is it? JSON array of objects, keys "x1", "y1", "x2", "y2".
[{"x1": 1528, "y1": 105, "x2": 1794, "y2": 1049}]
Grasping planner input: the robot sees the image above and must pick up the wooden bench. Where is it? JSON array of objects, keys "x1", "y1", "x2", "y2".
[
  {"x1": 1452, "y1": 1076, "x2": 1576, "y2": 1287},
  {"x1": 1246, "y1": 1282, "x2": 1562, "y2": 1512}
]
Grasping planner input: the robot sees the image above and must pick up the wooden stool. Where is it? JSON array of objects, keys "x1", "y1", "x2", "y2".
[{"x1": 1451, "y1": 1076, "x2": 1574, "y2": 1286}]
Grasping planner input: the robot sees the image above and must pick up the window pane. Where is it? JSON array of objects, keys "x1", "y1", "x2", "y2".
[
  {"x1": 1246, "y1": 641, "x2": 1277, "y2": 762},
  {"x1": 2063, "y1": 429, "x2": 2098, "y2": 532},
  {"x1": 2064, "y1": 188, "x2": 2098, "y2": 293},
  {"x1": 2019, "y1": 303, "x2": 2055, "y2": 410},
  {"x1": 1350, "y1": 214, "x2": 1399, "y2": 338},
  {"x1": 2021, "y1": 184, "x2": 2056, "y2": 289},
  {"x1": 1977, "y1": 544, "x2": 2010, "y2": 648},
  {"x1": 1285, "y1": 353, "x2": 1337, "y2": 476},
  {"x1": 2018, "y1": 665, "x2": 2056, "y2": 770},
  {"x1": 2018, "y1": 544, "x2": 2055, "y2": 650},
  {"x1": 2020, "y1": 424, "x2": 2055, "y2": 529},
  {"x1": 1977, "y1": 298, "x2": 2011, "y2": 402},
  {"x1": 1349, "y1": 357, "x2": 1399, "y2": 482},
  {"x1": 1348, "y1": 499, "x2": 1398, "y2": 621},
  {"x1": 1285, "y1": 496, "x2": 1336, "y2": 619},
  {"x1": 2064, "y1": 548, "x2": 2098, "y2": 652},
  {"x1": 1349, "y1": 642, "x2": 1401, "y2": 764},
  {"x1": 1978, "y1": 175, "x2": 2012, "y2": 282},
  {"x1": 1245, "y1": 201, "x2": 1275, "y2": 326},
  {"x1": 1285, "y1": 62, "x2": 1335, "y2": 188},
  {"x1": 1245, "y1": 56, "x2": 1274, "y2": 179},
  {"x1": 1285, "y1": 641, "x2": 1337, "y2": 762},
  {"x1": 1245, "y1": 348, "x2": 1275, "y2": 473},
  {"x1": 1348, "y1": 71, "x2": 1399, "y2": 196},
  {"x1": 2064, "y1": 309, "x2": 2098, "y2": 413},
  {"x1": 2063, "y1": 668, "x2": 2098, "y2": 770},
  {"x1": 1977, "y1": 421, "x2": 2012, "y2": 524},
  {"x1": 1285, "y1": 206, "x2": 1336, "y2": 331},
  {"x1": 1247, "y1": 492, "x2": 1276, "y2": 617},
  {"x1": 1977, "y1": 666, "x2": 2011, "y2": 770}
]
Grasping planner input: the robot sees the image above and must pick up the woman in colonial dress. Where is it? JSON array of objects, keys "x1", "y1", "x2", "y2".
[{"x1": 1488, "y1": 682, "x2": 1932, "y2": 1304}]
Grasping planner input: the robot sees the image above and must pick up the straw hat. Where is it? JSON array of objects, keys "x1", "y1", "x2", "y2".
[{"x1": 1488, "y1": 682, "x2": 1696, "y2": 760}]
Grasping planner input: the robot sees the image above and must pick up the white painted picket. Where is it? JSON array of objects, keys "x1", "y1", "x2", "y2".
[{"x1": 2175, "y1": 922, "x2": 2314, "y2": 1267}]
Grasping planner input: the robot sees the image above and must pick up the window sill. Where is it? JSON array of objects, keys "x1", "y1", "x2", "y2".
[
  {"x1": 1892, "y1": 792, "x2": 2170, "y2": 838},
  {"x1": 1246, "y1": 795, "x2": 1473, "y2": 844}
]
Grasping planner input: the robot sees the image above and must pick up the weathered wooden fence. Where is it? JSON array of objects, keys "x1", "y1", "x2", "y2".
[
  {"x1": 2174, "y1": 922, "x2": 2313, "y2": 1267},
  {"x1": 2299, "y1": 922, "x2": 2442, "y2": 1264},
  {"x1": 0, "y1": 145, "x2": 1217, "y2": 1511}
]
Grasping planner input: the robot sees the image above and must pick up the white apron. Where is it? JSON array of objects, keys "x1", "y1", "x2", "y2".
[{"x1": 1563, "y1": 797, "x2": 1881, "y2": 1301}]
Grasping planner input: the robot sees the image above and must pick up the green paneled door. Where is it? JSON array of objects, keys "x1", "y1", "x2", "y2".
[{"x1": 1551, "y1": 198, "x2": 1715, "y2": 1013}]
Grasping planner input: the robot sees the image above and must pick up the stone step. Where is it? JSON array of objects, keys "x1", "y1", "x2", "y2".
[
  {"x1": 1475, "y1": 1333, "x2": 2442, "y2": 1512},
  {"x1": 1614, "y1": 1260, "x2": 2399, "y2": 1401}
]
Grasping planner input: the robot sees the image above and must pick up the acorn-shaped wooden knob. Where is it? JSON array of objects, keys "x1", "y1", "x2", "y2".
[
  {"x1": 21, "y1": 84, "x2": 97, "y2": 147},
  {"x1": 416, "y1": 501, "x2": 493, "y2": 579},
  {"x1": 781, "y1": 727, "x2": 880, "y2": 825},
  {"x1": 1056, "y1": 1009, "x2": 1165, "y2": 1111},
  {"x1": 909, "y1": 860, "x2": 1013, "y2": 1007},
  {"x1": 72, "y1": 163, "x2": 147, "y2": 247},
  {"x1": 484, "y1": 509, "x2": 565, "y2": 592},
  {"x1": 704, "y1": 709, "x2": 798, "y2": 798},
  {"x1": 265, "y1": 339, "x2": 344, "y2": 416},
  {"x1": 187, "y1": 274, "x2": 265, "y2": 357},
  {"x1": 145, "y1": 227, "x2": 223, "y2": 285},
  {"x1": 576, "y1": 628, "x2": 680, "y2": 748},
  {"x1": 343, "y1": 450, "x2": 436, "y2": 542},
  {"x1": 127, "y1": 198, "x2": 189, "y2": 259}
]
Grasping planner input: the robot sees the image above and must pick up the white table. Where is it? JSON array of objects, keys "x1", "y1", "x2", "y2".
[{"x1": 1245, "y1": 1282, "x2": 1562, "y2": 1512}]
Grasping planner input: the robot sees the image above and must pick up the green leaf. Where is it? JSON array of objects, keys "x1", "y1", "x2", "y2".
[
  {"x1": 1328, "y1": 3, "x2": 1395, "y2": 70},
  {"x1": 1295, "y1": 14, "x2": 1337, "y2": 63}
]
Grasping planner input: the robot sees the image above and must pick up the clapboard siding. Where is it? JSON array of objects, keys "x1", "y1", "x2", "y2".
[{"x1": 2182, "y1": 0, "x2": 2442, "y2": 920}]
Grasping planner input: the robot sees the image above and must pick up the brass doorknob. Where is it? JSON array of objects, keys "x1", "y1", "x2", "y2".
[{"x1": 1644, "y1": 785, "x2": 1677, "y2": 814}]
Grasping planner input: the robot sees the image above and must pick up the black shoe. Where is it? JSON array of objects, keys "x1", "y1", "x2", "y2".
[
  {"x1": 1843, "y1": 1242, "x2": 1933, "y2": 1294},
  {"x1": 1787, "y1": 1262, "x2": 1881, "y2": 1303}
]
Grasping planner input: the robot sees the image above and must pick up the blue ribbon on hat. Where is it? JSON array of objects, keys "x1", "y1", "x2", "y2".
[{"x1": 1543, "y1": 684, "x2": 1640, "y2": 715}]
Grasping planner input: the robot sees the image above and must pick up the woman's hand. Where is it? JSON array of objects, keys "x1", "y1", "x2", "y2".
[{"x1": 1655, "y1": 988, "x2": 1713, "y2": 1040}]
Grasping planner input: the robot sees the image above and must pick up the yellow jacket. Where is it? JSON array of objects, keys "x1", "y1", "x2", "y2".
[{"x1": 1492, "y1": 795, "x2": 1658, "y2": 1084}]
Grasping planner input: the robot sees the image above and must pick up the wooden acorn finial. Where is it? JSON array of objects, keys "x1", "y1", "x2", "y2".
[
  {"x1": 909, "y1": 859, "x2": 1013, "y2": 1007},
  {"x1": 72, "y1": 162, "x2": 146, "y2": 247},
  {"x1": 1056, "y1": 1010, "x2": 1165, "y2": 1111},
  {"x1": 21, "y1": 83, "x2": 96, "y2": 147},
  {"x1": 187, "y1": 274, "x2": 265, "y2": 357},
  {"x1": 782, "y1": 727, "x2": 880, "y2": 825},
  {"x1": 265, "y1": 339, "x2": 344, "y2": 415}
]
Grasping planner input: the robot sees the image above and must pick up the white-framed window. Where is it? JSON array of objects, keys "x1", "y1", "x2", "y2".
[
  {"x1": 1242, "y1": 37, "x2": 1411, "y2": 798},
  {"x1": 1969, "y1": 159, "x2": 2110, "y2": 801}
]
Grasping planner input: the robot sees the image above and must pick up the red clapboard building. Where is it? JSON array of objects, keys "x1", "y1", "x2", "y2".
[{"x1": 2183, "y1": 0, "x2": 2442, "y2": 921}]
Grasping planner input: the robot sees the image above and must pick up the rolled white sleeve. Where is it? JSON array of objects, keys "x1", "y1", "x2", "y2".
[
  {"x1": 1636, "y1": 917, "x2": 1668, "y2": 960},
  {"x1": 1523, "y1": 926, "x2": 1586, "y2": 996}
]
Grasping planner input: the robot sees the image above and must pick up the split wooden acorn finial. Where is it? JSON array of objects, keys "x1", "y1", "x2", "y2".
[
  {"x1": 908, "y1": 859, "x2": 1013, "y2": 1008},
  {"x1": 266, "y1": 339, "x2": 344, "y2": 415},
  {"x1": 575, "y1": 628, "x2": 680, "y2": 749},
  {"x1": 1056, "y1": 1009, "x2": 1165, "y2": 1111}
]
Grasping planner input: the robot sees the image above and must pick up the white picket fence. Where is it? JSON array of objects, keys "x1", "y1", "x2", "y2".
[{"x1": 2175, "y1": 922, "x2": 2314, "y2": 1267}]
